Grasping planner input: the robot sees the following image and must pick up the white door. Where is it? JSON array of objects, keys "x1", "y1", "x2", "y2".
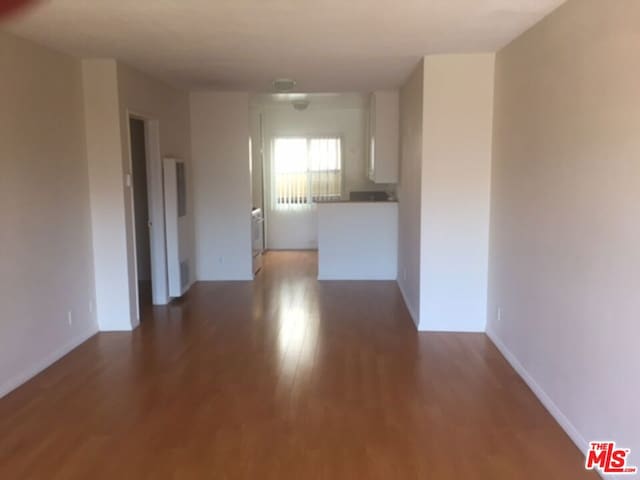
[{"x1": 266, "y1": 137, "x2": 342, "y2": 250}]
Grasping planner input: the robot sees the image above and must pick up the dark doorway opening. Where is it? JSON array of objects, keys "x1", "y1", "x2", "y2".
[{"x1": 130, "y1": 117, "x2": 152, "y2": 317}]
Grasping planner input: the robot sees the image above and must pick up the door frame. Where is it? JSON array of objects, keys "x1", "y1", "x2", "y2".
[{"x1": 125, "y1": 110, "x2": 169, "y2": 316}]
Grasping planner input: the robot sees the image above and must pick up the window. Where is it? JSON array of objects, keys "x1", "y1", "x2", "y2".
[{"x1": 273, "y1": 137, "x2": 342, "y2": 208}]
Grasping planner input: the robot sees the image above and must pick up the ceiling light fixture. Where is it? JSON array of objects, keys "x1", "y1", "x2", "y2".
[
  {"x1": 292, "y1": 99, "x2": 310, "y2": 111},
  {"x1": 273, "y1": 78, "x2": 296, "y2": 92}
]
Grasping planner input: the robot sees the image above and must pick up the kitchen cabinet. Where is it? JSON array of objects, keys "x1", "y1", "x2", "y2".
[{"x1": 367, "y1": 91, "x2": 399, "y2": 184}]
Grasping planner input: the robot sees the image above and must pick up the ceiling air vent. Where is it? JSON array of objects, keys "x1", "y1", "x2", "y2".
[{"x1": 273, "y1": 78, "x2": 296, "y2": 92}]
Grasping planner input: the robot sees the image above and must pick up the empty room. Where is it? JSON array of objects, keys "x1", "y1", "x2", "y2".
[{"x1": 0, "y1": 0, "x2": 637, "y2": 478}]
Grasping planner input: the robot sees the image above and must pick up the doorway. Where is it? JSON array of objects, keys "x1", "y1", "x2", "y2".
[
  {"x1": 127, "y1": 114, "x2": 170, "y2": 319},
  {"x1": 129, "y1": 117, "x2": 153, "y2": 316},
  {"x1": 265, "y1": 136, "x2": 342, "y2": 249}
]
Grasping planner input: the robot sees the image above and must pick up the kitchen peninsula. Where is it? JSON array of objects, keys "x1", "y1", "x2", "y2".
[{"x1": 317, "y1": 201, "x2": 398, "y2": 280}]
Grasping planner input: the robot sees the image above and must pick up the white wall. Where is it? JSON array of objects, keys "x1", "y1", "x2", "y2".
[
  {"x1": 419, "y1": 54, "x2": 494, "y2": 332},
  {"x1": 0, "y1": 32, "x2": 98, "y2": 396},
  {"x1": 318, "y1": 203, "x2": 398, "y2": 280},
  {"x1": 397, "y1": 55, "x2": 494, "y2": 331},
  {"x1": 397, "y1": 61, "x2": 424, "y2": 327},
  {"x1": 488, "y1": 0, "x2": 640, "y2": 460},
  {"x1": 191, "y1": 92, "x2": 253, "y2": 281},
  {"x1": 82, "y1": 60, "x2": 132, "y2": 331}
]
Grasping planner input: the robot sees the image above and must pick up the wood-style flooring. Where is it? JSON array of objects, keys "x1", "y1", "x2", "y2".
[{"x1": 0, "y1": 251, "x2": 596, "y2": 479}]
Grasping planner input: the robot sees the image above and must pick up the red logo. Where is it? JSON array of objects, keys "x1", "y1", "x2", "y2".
[
  {"x1": 0, "y1": 0, "x2": 38, "y2": 19},
  {"x1": 586, "y1": 442, "x2": 637, "y2": 475}
]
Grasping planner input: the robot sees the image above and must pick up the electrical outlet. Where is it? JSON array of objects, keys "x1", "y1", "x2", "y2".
[
  {"x1": 497, "y1": 307, "x2": 502, "y2": 323},
  {"x1": 67, "y1": 310, "x2": 73, "y2": 326}
]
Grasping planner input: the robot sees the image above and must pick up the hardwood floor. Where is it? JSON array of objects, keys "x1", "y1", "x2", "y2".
[{"x1": 0, "y1": 251, "x2": 596, "y2": 479}]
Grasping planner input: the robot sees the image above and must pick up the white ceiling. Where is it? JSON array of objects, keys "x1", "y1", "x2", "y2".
[
  {"x1": 4, "y1": 0, "x2": 565, "y2": 92},
  {"x1": 251, "y1": 93, "x2": 368, "y2": 109}
]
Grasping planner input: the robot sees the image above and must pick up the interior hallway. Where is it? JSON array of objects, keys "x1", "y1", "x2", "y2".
[{"x1": 0, "y1": 252, "x2": 595, "y2": 479}]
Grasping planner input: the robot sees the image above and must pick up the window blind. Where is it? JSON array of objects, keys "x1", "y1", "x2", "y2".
[{"x1": 273, "y1": 137, "x2": 341, "y2": 209}]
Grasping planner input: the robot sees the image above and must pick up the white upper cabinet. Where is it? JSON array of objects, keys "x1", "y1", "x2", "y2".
[{"x1": 367, "y1": 90, "x2": 399, "y2": 184}]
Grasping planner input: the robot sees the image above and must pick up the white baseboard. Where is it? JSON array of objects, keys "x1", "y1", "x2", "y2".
[
  {"x1": 317, "y1": 275, "x2": 397, "y2": 281},
  {"x1": 195, "y1": 276, "x2": 253, "y2": 282},
  {"x1": 486, "y1": 328, "x2": 613, "y2": 480},
  {"x1": 421, "y1": 325, "x2": 486, "y2": 333},
  {"x1": 97, "y1": 323, "x2": 134, "y2": 332},
  {"x1": 0, "y1": 326, "x2": 98, "y2": 399},
  {"x1": 397, "y1": 281, "x2": 419, "y2": 328}
]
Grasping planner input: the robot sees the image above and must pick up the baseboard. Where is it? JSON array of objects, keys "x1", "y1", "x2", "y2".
[
  {"x1": 420, "y1": 325, "x2": 486, "y2": 333},
  {"x1": 0, "y1": 326, "x2": 98, "y2": 399},
  {"x1": 177, "y1": 279, "x2": 195, "y2": 298},
  {"x1": 317, "y1": 275, "x2": 397, "y2": 281},
  {"x1": 195, "y1": 276, "x2": 253, "y2": 282},
  {"x1": 486, "y1": 328, "x2": 588, "y2": 449},
  {"x1": 397, "y1": 281, "x2": 419, "y2": 328},
  {"x1": 486, "y1": 328, "x2": 613, "y2": 480},
  {"x1": 98, "y1": 323, "x2": 134, "y2": 332}
]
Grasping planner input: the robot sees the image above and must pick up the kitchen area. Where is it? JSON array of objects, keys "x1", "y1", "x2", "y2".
[{"x1": 250, "y1": 90, "x2": 399, "y2": 280}]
